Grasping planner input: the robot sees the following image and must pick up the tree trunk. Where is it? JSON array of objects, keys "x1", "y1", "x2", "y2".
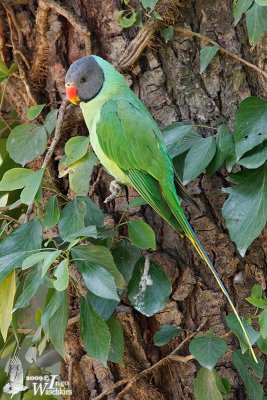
[{"x1": 1, "y1": 0, "x2": 266, "y2": 398}]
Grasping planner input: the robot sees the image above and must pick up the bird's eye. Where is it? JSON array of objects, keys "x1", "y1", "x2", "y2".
[{"x1": 80, "y1": 76, "x2": 87, "y2": 83}]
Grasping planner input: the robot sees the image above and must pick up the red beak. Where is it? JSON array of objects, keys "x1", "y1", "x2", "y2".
[{"x1": 65, "y1": 84, "x2": 80, "y2": 104}]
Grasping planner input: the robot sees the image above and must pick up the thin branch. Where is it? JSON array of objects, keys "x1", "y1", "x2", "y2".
[
  {"x1": 93, "y1": 319, "x2": 207, "y2": 400},
  {"x1": 175, "y1": 27, "x2": 267, "y2": 80},
  {"x1": 24, "y1": 98, "x2": 69, "y2": 222}
]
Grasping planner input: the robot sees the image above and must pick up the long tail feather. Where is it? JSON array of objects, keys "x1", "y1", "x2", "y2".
[{"x1": 184, "y1": 220, "x2": 257, "y2": 363}]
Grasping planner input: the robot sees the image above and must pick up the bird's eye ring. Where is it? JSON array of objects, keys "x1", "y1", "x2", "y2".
[{"x1": 80, "y1": 76, "x2": 87, "y2": 83}]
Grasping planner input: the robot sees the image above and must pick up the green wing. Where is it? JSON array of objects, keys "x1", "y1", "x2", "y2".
[{"x1": 96, "y1": 97, "x2": 186, "y2": 232}]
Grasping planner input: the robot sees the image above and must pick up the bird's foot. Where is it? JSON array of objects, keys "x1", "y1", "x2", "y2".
[{"x1": 104, "y1": 180, "x2": 124, "y2": 203}]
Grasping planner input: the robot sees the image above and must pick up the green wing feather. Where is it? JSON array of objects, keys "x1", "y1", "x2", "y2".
[{"x1": 96, "y1": 96, "x2": 257, "y2": 362}]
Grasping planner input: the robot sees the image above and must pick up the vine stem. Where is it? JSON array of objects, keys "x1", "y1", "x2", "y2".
[
  {"x1": 24, "y1": 98, "x2": 69, "y2": 222},
  {"x1": 175, "y1": 27, "x2": 267, "y2": 80},
  {"x1": 93, "y1": 319, "x2": 207, "y2": 400}
]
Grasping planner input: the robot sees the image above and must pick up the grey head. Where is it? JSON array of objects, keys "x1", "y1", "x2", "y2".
[{"x1": 65, "y1": 55, "x2": 104, "y2": 103}]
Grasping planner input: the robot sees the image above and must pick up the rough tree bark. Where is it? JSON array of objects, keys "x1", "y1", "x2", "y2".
[{"x1": 1, "y1": 0, "x2": 267, "y2": 399}]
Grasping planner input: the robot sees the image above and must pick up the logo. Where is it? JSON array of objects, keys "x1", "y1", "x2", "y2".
[
  {"x1": 26, "y1": 374, "x2": 72, "y2": 397},
  {"x1": 3, "y1": 357, "x2": 28, "y2": 398}
]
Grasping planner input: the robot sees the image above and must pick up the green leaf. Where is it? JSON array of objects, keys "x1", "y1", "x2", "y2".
[
  {"x1": 41, "y1": 250, "x2": 62, "y2": 277},
  {"x1": 14, "y1": 265, "x2": 42, "y2": 310},
  {"x1": 226, "y1": 314, "x2": 260, "y2": 353},
  {"x1": 112, "y1": 245, "x2": 141, "y2": 284},
  {"x1": 194, "y1": 367, "x2": 223, "y2": 400},
  {"x1": 0, "y1": 270, "x2": 16, "y2": 340},
  {"x1": 200, "y1": 45, "x2": 220, "y2": 73},
  {"x1": 246, "y1": 297, "x2": 267, "y2": 308},
  {"x1": 183, "y1": 136, "x2": 216, "y2": 184},
  {"x1": 87, "y1": 292, "x2": 118, "y2": 320},
  {"x1": 160, "y1": 26, "x2": 174, "y2": 42},
  {"x1": 128, "y1": 220, "x2": 156, "y2": 250},
  {"x1": 239, "y1": 141, "x2": 267, "y2": 169},
  {"x1": 22, "y1": 251, "x2": 48, "y2": 270},
  {"x1": 153, "y1": 324, "x2": 182, "y2": 346},
  {"x1": 189, "y1": 334, "x2": 227, "y2": 370},
  {"x1": 80, "y1": 295, "x2": 111, "y2": 365},
  {"x1": 65, "y1": 136, "x2": 90, "y2": 166},
  {"x1": 255, "y1": 0, "x2": 267, "y2": 4},
  {"x1": 0, "y1": 60, "x2": 8, "y2": 77},
  {"x1": 6, "y1": 124, "x2": 48, "y2": 166},
  {"x1": 76, "y1": 262, "x2": 119, "y2": 301},
  {"x1": 206, "y1": 124, "x2": 230, "y2": 175},
  {"x1": 41, "y1": 290, "x2": 69, "y2": 357},
  {"x1": 233, "y1": 0, "x2": 253, "y2": 25},
  {"x1": 107, "y1": 316, "x2": 124, "y2": 364},
  {"x1": 44, "y1": 109, "x2": 58, "y2": 136},
  {"x1": 69, "y1": 151, "x2": 98, "y2": 196},
  {"x1": 246, "y1": 2, "x2": 267, "y2": 46},
  {"x1": 71, "y1": 245, "x2": 125, "y2": 289},
  {"x1": 0, "y1": 219, "x2": 42, "y2": 282},
  {"x1": 43, "y1": 195, "x2": 60, "y2": 228},
  {"x1": 218, "y1": 128, "x2": 236, "y2": 172},
  {"x1": 128, "y1": 258, "x2": 171, "y2": 316},
  {"x1": 7, "y1": 63, "x2": 18, "y2": 75},
  {"x1": 54, "y1": 259, "x2": 69, "y2": 291},
  {"x1": 20, "y1": 168, "x2": 44, "y2": 205},
  {"x1": 232, "y1": 349, "x2": 264, "y2": 400},
  {"x1": 251, "y1": 284, "x2": 263, "y2": 298},
  {"x1": 140, "y1": 0, "x2": 158, "y2": 10},
  {"x1": 222, "y1": 165, "x2": 267, "y2": 256},
  {"x1": 259, "y1": 309, "x2": 267, "y2": 338},
  {"x1": 58, "y1": 196, "x2": 104, "y2": 240},
  {"x1": 0, "y1": 167, "x2": 34, "y2": 190},
  {"x1": 162, "y1": 122, "x2": 201, "y2": 159},
  {"x1": 27, "y1": 104, "x2": 45, "y2": 120},
  {"x1": 128, "y1": 197, "x2": 148, "y2": 208},
  {"x1": 257, "y1": 336, "x2": 267, "y2": 354},
  {"x1": 234, "y1": 97, "x2": 267, "y2": 160},
  {"x1": 117, "y1": 10, "x2": 136, "y2": 27}
]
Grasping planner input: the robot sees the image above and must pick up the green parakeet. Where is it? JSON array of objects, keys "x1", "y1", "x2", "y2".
[{"x1": 65, "y1": 55, "x2": 256, "y2": 361}]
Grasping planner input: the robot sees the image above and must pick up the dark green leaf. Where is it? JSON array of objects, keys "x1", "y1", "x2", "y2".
[
  {"x1": 58, "y1": 196, "x2": 104, "y2": 240},
  {"x1": 153, "y1": 324, "x2": 182, "y2": 346},
  {"x1": 218, "y1": 128, "x2": 236, "y2": 172},
  {"x1": 226, "y1": 314, "x2": 260, "y2": 353},
  {"x1": 6, "y1": 124, "x2": 48, "y2": 166},
  {"x1": 128, "y1": 197, "x2": 148, "y2": 208},
  {"x1": 216, "y1": 376, "x2": 231, "y2": 395},
  {"x1": 128, "y1": 220, "x2": 156, "y2": 250},
  {"x1": 234, "y1": 96, "x2": 267, "y2": 160},
  {"x1": 207, "y1": 124, "x2": 229, "y2": 175},
  {"x1": 87, "y1": 292, "x2": 118, "y2": 320},
  {"x1": 233, "y1": 0, "x2": 253, "y2": 25},
  {"x1": 71, "y1": 245, "x2": 125, "y2": 288},
  {"x1": 160, "y1": 26, "x2": 174, "y2": 42},
  {"x1": 183, "y1": 136, "x2": 216, "y2": 184},
  {"x1": 112, "y1": 245, "x2": 141, "y2": 283},
  {"x1": 189, "y1": 334, "x2": 227, "y2": 370},
  {"x1": 194, "y1": 367, "x2": 223, "y2": 400},
  {"x1": 107, "y1": 316, "x2": 124, "y2": 364},
  {"x1": 222, "y1": 165, "x2": 267, "y2": 256},
  {"x1": 232, "y1": 349, "x2": 264, "y2": 400},
  {"x1": 65, "y1": 136, "x2": 90, "y2": 166},
  {"x1": 14, "y1": 264, "x2": 42, "y2": 310},
  {"x1": 257, "y1": 336, "x2": 267, "y2": 354},
  {"x1": 140, "y1": 0, "x2": 158, "y2": 10},
  {"x1": 27, "y1": 104, "x2": 45, "y2": 120},
  {"x1": 44, "y1": 109, "x2": 58, "y2": 136},
  {"x1": 80, "y1": 296, "x2": 110, "y2": 365},
  {"x1": 246, "y1": 2, "x2": 267, "y2": 46},
  {"x1": 200, "y1": 45, "x2": 220, "y2": 74},
  {"x1": 76, "y1": 262, "x2": 119, "y2": 301},
  {"x1": 239, "y1": 141, "x2": 267, "y2": 169},
  {"x1": 54, "y1": 259, "x2": 69, "y2": 291},
  {"x1": 128, "y1": 258, "x2": 171, "y2": 316},
  {"x1": 43, "y1": 195, "x2": 60, "y2": 228},
  {"x1": 162, "y1": 122, "x2": 201, "y2": 158},
  {"x1": 259, "y1": 309, "x2": 267, "y2": 338}
]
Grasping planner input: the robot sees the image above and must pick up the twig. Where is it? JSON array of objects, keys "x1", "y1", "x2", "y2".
[
  {"x1": 89, "y1": 165, "x2": 103, "y2": 198},
  {"x1": 175, "y1": 27, "x2": 267, "y2": 80},
  {"x1": 93, "y1": 319, "x2": 207, "y2": 400},
  {"x1": 67, "y1": 314, "x2": 80, "y2": 327},
  {"x1": 24, "y1": 98, "x2": 69, "y2": 222}
]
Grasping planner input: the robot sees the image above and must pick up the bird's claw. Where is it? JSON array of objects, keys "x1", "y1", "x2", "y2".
[{"x1": 104, "y1": 180, "x2": 124, "y2": 203}]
